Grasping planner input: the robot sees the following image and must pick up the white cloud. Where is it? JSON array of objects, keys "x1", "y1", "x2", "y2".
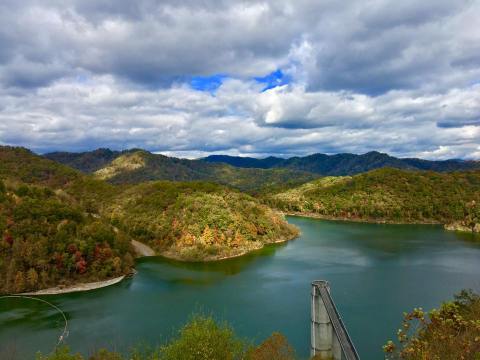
[
  {"x1": 0, "y1": 74, "x2": 479, "y2": 159},
  {"x1": 0, "y1": 0, "x2": 479, "y2": 159}
]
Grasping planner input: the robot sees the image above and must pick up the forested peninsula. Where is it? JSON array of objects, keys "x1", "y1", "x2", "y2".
[
  {"x1": 0, "y1": 146, "x2": 298, "y2": 294},
  {"x1": 262, "y1": 168, "x2": 480, "y2": 233}
]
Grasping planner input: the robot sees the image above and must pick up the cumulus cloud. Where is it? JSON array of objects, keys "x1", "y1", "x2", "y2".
[{"x1": 0, "y1": 0, "x2": 479, "y2": 159}]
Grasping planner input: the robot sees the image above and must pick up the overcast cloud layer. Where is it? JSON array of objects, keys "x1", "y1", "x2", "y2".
[{"x1": 0, "y1": 0, "x2": 479, "y2": 159}]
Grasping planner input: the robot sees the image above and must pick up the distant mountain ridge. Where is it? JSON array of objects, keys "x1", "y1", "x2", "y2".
[
  {"x1": 44, "y1": 149, "x2": 318, "y2": 192},
  {"x1": 45, "y1": 148, "x2": 127, "y2": 173},
  {"x1": 203, "y1": 151, "x2": 480, "y2": 175}
]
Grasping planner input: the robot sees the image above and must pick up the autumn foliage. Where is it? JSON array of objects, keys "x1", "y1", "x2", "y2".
[
  {"x1": 384, "y1": 290, "x2": 480, "y2": 360},
  {"x1": 0, "y1": 180, "x2": 134, "y2": 294}
]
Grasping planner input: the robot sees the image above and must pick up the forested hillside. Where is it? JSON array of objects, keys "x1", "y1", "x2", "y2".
[
  {"x1": 264, "y1": 168, "x2": 480, "y2": 230},
  {"x1": 0, "y1": 179, "x2": 134, "y2": 294},
  {"x1": 45, "y1": 148, "x2": 123, "y2": 173},
  {"x1": 107, "y1": 181, "x2": 298, "y2": 261},
  {"x1": 0, "y1": 146, "x2": 299, "y2": 293},
  {"x1": 1, "y1": 146, "x2": 81, "y2": 187},
  {"x1": 45, "y1": 149, "x2": 318, "y2": 192}
]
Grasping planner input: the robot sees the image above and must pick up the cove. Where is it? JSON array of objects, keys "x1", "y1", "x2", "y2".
[{"x1": 1, "y1": 216, "x2": 480, "y2": 359}]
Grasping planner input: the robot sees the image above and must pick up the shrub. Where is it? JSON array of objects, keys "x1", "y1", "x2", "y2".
[
  {"x1": 160, "y1": 315, "x2": 247, "y2": 360},
  {"x1": 36, "y1": 347, "x2": 83, "y2": 360},
  {"x1": 384, "y1": 290, "x2": 480, "y2": 360},
  {"x1": 247, "y1": 332, "x2": 296, "y2": 360}
]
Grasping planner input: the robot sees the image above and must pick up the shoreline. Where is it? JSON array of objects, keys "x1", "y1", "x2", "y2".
[
  {"x1": 15, "y1": 235, "x2": 297, "y2": 295},
  {"x1": 283, "y1": 211, "x2": 480, "y2": 235},
  {"x1": 16, "y1": 239, "x2": 157, "y2": 296},
  {"x1": 283, "y1": 211, "x2": 442, "y2": 226},
  {"x1": 10, "y1": 215, "x2": 477, "y2": 296},
  {"x1": 19, "y1": 275, "x2": 126, "y2": 296},
  {"x1": 159, "y1": 232, "x2": 298, "y2": 263}
]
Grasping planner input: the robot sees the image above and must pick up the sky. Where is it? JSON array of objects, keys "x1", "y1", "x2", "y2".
[{"x1": 0, "y1": 0, "x2": 479, "y2": 159}]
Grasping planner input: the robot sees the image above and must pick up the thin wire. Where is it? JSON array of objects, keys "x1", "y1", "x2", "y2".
[{"x1": 0, "y1": 295, "x2": 68, "y2": 351}]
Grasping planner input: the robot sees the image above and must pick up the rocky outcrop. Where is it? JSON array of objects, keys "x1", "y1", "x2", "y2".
[{"x1": 444, "y1": 222, "x2": 480, "y2": 233}]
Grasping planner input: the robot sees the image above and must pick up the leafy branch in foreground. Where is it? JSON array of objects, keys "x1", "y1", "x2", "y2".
[{"x1": 384, "y1": 290, "x2": 480, "y2": 360}]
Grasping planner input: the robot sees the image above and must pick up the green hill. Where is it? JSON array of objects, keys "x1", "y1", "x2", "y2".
[
  {"x1": 264, "y1": 168, "x2": 480, "y2": 231},
  {"x1": 0, "y1": 146, "x2": 299, "y2": 293},
  {"x1": 44, "y1": 149, "x2": 319, "y2": 193},
  {"x1": 45, "y1": 148, "x2": 123, "y2": 173},
  {"x1": 106, "y1": 181, "x2": 298, "y2": 261},
  {"x1": 0, "y1": 179, "x2": 135, "y2": 294},
  {"x1": 0, "y1": 146, "x2": 81, "y2": 187}
]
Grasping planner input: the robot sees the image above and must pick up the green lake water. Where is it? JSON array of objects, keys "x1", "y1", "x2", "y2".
[{"x1": 1, "y1": 216, "x2": 480, "y2": 359}]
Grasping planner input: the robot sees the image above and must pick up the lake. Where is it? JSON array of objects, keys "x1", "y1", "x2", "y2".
[{"x1": 1, "y1": 216, "x2": 480, "y2": 359}]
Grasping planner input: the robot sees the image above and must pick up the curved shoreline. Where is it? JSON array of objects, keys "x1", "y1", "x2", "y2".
[
  {"x1": 14, "y1": 234, "x2": 298, "y2": 295},
  {"x1": 15, "y1": 239, "x2": 156, "y2": 296},
  {"x1": 284, "y1": 211, "x2": 480, "y2": 236},
  {"x1": 283, "y1": 211, "x2": 442, "y2": 225},
  {"x1": 160, "y1": 233, "x2": 297, "y2": 263},
  {"x1": 19, "y1": 275, "x2": 126, "y2": 296}
]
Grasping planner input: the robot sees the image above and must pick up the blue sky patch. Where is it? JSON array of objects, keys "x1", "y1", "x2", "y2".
[
  {"x1": 255, "y1": 69, "x2": 291, "y2": 91},
  {"x1": 190, "y1": 74, "x2": 227, "y2": 93}
]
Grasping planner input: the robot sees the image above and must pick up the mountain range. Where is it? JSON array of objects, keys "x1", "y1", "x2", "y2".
[
  {"x1": 45, "y1": 149, "x2": 480, "y2": 183},
  {"x1": 203, "y1": 151, "x2": 480, "y2": 175},
  {"x1": 44, "y1": 149, "x2": 318, "y2": 192}
]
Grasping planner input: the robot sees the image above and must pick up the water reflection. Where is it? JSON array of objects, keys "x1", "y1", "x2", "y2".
[
  {"x1": 293, "y1": 216, "x2": 480, "y2": 258},
  {"x1": 137, "y1": 240, "x2": 289, "y2": 277}
]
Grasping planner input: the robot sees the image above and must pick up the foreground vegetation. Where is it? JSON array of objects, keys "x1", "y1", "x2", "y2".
[
  {"x1": 0, "y1": 146, "x2": 298, "y2": 293},
  {"x1": 264, "y1": 168, "x2": 480, "y2": 232},
  {"x1": 35, "y1": 315, "x2": 296, "y2": 360},
  {"x1": 384, "y1": 290, "x2": 480, "y2": 359}
]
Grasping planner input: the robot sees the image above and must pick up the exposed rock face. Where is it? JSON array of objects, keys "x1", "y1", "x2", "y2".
[
  {"x1": 444, "y1": 222, "x2": 480, "y2": 233},
  {"x1": 94, "y1": 152, "x2": 146, "y2": 180}
]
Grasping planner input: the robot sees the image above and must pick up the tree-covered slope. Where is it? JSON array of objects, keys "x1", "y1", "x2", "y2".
[
  {"x1": 0, "y1": 180, "x2": 134, "y2": 294},
  {"x1": 1, "y1": 146, "x2": 81, "y2": 187},
  {"x1": 264, "y1": 168, "x2": 480, "y2": 229},
  {"x1": 45, "y1": 148, "x2": 123, "y2": 173},
  {"x1": 107, "y1": 181, "x2": 299, "y2": 261},
  {"x1": 0, "y1": 146, "x2": 299, "y2": 293},
  {"x1": 204, "y1": 151, "x2": 480, "y2": 175}
]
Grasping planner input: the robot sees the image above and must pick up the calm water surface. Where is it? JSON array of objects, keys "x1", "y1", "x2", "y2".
[{"x1": 1, "y1": 216, "x2": 480, "y2": 359}]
